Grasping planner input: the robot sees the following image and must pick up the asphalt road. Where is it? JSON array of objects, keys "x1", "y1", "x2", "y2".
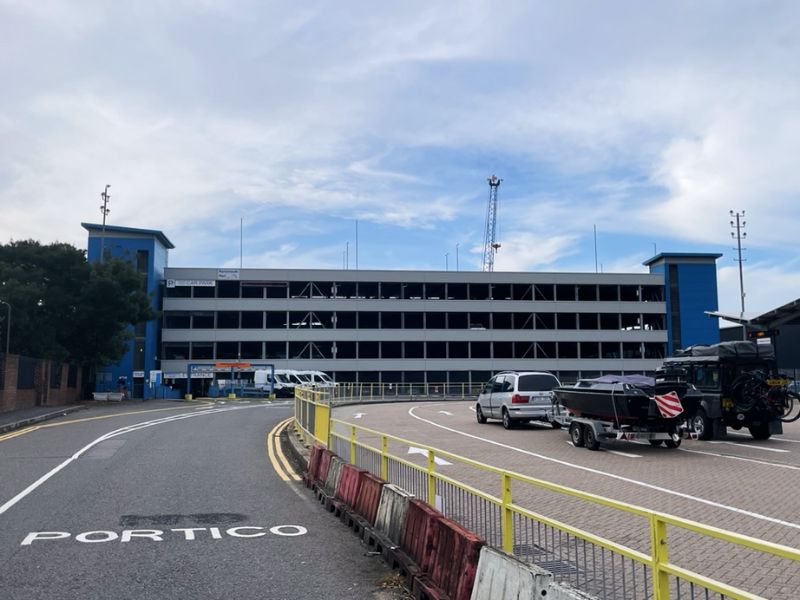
[
  {"x1": 0, "y1": 400, "x2": 403, "y2": 600},
  {"x1": 332, "y1": 400, "x2": 800, "y2": 599}
]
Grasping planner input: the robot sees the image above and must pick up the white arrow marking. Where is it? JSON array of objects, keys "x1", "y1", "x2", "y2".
[
  {"x1": 408, "y1": 446, "x2": 452, "y2": 466},
  {"x1": 353, "y1": 413, "x2": 365, "y2": 419},
  {"x1": 438, "y1": 411, "x2": 453, "y2": 416},
  {"x1": 606, "y1": 449, "x2": 642, "y2": 458},
  {"x1": 565, "y1": 441, "x2": 640, "y2": 458}
]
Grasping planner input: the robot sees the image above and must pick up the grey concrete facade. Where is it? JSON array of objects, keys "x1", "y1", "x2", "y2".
[{"x1": 160, "y1": 267, "x2": 669, "y2": 387}]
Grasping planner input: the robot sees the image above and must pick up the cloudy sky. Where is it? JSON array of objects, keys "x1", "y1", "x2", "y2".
[{"x1": 2, "y1": 1, "x2": 799, "y2": 319}]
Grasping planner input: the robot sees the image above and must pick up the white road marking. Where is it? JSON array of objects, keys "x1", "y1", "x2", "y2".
[
  {"x1": 728, "y1": 431, "x2": 800, "y2": 444},
  {"x1": 708, "y1": 441, "x2": 790, "y2": 453},
  {"x1": 270, "y1": 525, "x2": 307, "y2": 537},
  {"x1": 678, "y1": 448, "x2": 800, "y2": 470},
  {"x1": 408, "y1": 406, "x2": 800, "y2": 530},
  {"x1": 438, "y1": 411, "x2": 453, "y2": 416},
  {"x1": 408, "y1": 446, "x2": 452, "y2": 465},
  {"x1": 605, "y1": 449, "x2": 642, "y2": 458},
  {"x1": 0, "y1": 405, "x2": 266, "y2": 516},
  {"x1": 353, "y1": 413, "x2": 365, "y2": 419},
  {"x1": 21, "y1": 525, "x2": 307, "y2": 545}
]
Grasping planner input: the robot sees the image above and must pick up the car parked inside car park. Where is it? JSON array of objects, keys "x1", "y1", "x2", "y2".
[{"x1": 476, "y1": 371, "x2": 561, "y2": 429}]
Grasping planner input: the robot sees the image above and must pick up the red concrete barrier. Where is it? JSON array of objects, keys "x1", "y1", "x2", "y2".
[
  {"x1": 400, "y1": 499, "x2": 442, "y2": 574},
  {"x1": 335, "y1": 463, "x2": 367, "y2": 508},
  {"x1": 316, "y1": 448, "x2": 333, "y2": 486},
  {"x1": 353, "y1": 472, "x2": 385, "y2": 526},
  {"x1": 304, "y1": 444, "x2": 324, "y2": 486},
  {"x1": 415, "y1": 515, "x2": 485, "y2": 600}
]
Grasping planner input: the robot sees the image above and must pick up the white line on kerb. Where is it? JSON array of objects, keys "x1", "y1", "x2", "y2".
[
  {"x1": 0, "y1": 405, "x2": 266, "y2": 516},
  {"x1": 408, "y1": 406, "x2": 800, "y2": 531}
]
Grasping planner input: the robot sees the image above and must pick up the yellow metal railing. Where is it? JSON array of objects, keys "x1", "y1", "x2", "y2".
[
  {"x1": 293, "y1": 386, "x2": 330, "y2": 446},
  {"x1": 293, "y1": 386, "x2": 800, "y2": 600},
  {"x1": 331, "y1": 381, "x2": 483, "y2": 402}
]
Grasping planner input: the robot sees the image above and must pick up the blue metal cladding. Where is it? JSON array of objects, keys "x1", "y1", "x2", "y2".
[
  {"x1": 84, "y1": 226, "x2": 171, "y2": 397},
  {"x1": 673, "y1": 263, "x2": 720, "y2": 348},
  {"x1": 648, "y1": 257, "x2": 721, "y2": 353}
]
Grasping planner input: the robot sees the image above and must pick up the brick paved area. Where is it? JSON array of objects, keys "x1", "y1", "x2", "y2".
[{"x1": 333, "y1": 401, "x2": 800, "y2": 599}]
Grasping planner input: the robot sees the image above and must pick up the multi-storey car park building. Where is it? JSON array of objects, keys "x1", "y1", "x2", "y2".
[{"x1": 83, "y1": 224, "x2": 723, "y2": 397}]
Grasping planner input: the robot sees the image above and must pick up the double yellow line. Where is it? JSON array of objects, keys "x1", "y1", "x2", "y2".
[
  {"x1": 267, "y1": 417, "x2": 301, "y2": 482},
  {"x1": 0, "y1": 406, "x2": 193, "y2": 443}
]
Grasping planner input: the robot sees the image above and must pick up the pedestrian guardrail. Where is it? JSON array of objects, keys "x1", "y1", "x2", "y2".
[{"x1": 294, "y1": 389, "x2": 800, "y2": 600}]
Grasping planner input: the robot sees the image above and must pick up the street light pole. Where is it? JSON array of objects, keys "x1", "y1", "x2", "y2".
[{"x1": 0, "y1": 300, "x2": 10, "y2": 357}]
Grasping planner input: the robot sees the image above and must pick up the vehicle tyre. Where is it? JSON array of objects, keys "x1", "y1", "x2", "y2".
[
  {"x1": 476, "y1": 404, "x2": 487, "y2": 424},
  {"x1": 664, "y1": 437, "x2": 682, "y2": 449},
  {"x1": 781, "y1": 391, "x2": 800, "y2": 423},
  {"x1": 692, "y1": 409, "x2": 714, "y2": 440},
  {"x1": 748, "y1": 422, "x2": 772, "y2": 440},
  {"x1": 584, "y1": 426, "x2": 600, "y2": 451},
  {"x1": 502, "y1": 409, "x2": 515, "y2": 430},
  {"x1": 649, "y1": 440, "x2": 663, "y2": 447},
  {"x1": 569, "y1": 422, "x2": 585, "y2": 447}
]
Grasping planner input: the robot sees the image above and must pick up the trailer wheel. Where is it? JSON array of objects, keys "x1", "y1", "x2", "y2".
[
  {"x1": 692, "y1": 409, "x2": 713, "y2": 440},
  {"x1": 664, "y1": 437, "x2": 682, "y2": 449},
  {"x1": 584, "y1": 426, "x2": 601, "y2": 451},
  {"x1": 648, "y1": 440, "x2": 663, "y2": 447},
  {"x1": 569, "y1": 422, "x2": 585, "y2": 447}
]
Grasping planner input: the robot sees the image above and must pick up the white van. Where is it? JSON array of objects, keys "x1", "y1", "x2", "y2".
[
  {"x1": 253, "y1": 369, "x2": 300, "y2": 398},
  {"x1": 296, "y1": 370, "x2": 335, "y2": 388}
]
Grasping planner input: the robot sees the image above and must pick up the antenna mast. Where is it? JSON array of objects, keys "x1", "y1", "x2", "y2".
[
  {"x1": 730, "y1": 210, "x2": 747, "y2": 339},
  {"x1": 99, "y1": 184, "x2": 111, "y2": 263},
  {"x1": 482, "y1": 175, "x2": 502, "y2": 272}
]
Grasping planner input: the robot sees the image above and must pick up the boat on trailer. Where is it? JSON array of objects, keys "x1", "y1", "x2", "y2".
[{"x1": 552, "y1": 373, "x2": 703, "y2": 450}]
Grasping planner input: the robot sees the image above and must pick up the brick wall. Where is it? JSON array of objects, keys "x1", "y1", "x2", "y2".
[{"x1": 0, "y1": 354, "x2": 83, "y2": 414}]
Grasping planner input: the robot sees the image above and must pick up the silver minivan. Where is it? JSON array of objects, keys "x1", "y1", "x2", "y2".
[{"x1": 476, "y1": 371, "x2": 561, "y2": 429}]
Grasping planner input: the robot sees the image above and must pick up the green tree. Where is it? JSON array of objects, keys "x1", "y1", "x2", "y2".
[
  {"x1": 0, "y1": 240, "x2": 154, "y2": 365},
  {"x1": 0, "y1": 240, "x2": 88, "y2": 360},
  {"x1": 69, "y1": 258, "x2": 156, "y2": 366}
]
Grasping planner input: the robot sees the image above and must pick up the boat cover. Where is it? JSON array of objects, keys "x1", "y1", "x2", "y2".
[
  {"x1": 583, "y1": 374, "x2": 655, "y2": 387},
  {"x1": 672, "y1": 341, "x2": 774, "y2": 360}
]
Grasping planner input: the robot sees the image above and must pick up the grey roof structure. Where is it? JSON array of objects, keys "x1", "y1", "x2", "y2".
[{"x1": 81, "y1": 222, "x2": 175, "y2": 249}]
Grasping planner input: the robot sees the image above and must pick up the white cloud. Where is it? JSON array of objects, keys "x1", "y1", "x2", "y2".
[
  {"x1": 492, "y1": 232, "x2": 580, "y2": 272},
  {"x1": 2, "y1": 1, "x2": 800, "y2": 316},
  {"x1": 717, "y1": 261, "x2": 800, "y2": 318}
]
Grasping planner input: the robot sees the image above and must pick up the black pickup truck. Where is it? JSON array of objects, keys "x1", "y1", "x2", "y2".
[{"x1": 661, "y1": 341, "x2": 791, "y2": 440}]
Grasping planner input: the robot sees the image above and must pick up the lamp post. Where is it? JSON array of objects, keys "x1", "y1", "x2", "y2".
[{"x1": 0, "y1": 300, "x2": 10, "y2": 356}]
